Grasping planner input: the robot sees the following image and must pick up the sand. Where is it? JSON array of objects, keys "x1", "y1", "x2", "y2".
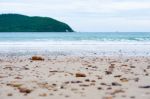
[{"x1": 0, "y1": 55, "x2": 150, "y2": 99}]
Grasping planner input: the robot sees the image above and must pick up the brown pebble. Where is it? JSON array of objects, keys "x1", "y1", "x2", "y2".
[
  {"x1": 111, "y1": 89, "x2": 125, "y2": 95},
  {"x1": 105, "y1": 71, "x2": 112, "y2": 75},
  {"x1": 120, "y1": 78, "x2": 128, "y2": 82},
  {"x1": 31, "y1": 56, "x2": 44, "y2": 61},
  {"x1": 79, "y1": 84, "x2": 89, "y2": 87},
  {"x1": 103, "y1": 96, "x2": 113, "y2": 99},
  {"x1": 112, "y1": 82, "x2": 122, "y2": 86},
  {"x1": 39, "y1": 93, "x2": 47, "y2": 97},
  {"x1": 114, "y1": 75, "x2": 122, "y2": 78},
  {"x1": 91, "y1": 80, "x2": 96, "y2": 82},
  {"x1": 71, "y1": 80, "x2": 82, "y2": 83},
  {"x1": 75, "y1": 73, "x2": 86, "y2": 77},
  {"x1": 97, "y1": 87, "x2": 102, "y2": 90},
  {"x1": 7, "y1": 93, "x2": 13, "y2": 96},
  {"x1": 18, "y1": 87, "x2": 32, "y2": 94},
  {"x1": 85, "y1": 79, "x2": 90, "y2": 82}
]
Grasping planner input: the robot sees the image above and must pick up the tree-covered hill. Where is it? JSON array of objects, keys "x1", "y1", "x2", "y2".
[{"x1": 0, "y1": 14, "x2": 74, "y2": 32}]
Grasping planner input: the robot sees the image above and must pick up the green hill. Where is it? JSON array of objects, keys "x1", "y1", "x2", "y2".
[{"x1": 0, "y1": 14, "x2": 74, "y2": 32}]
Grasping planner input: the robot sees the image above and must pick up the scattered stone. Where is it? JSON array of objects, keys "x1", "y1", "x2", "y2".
[
  {"x1": 130, "y1": 96, "x2": 135, "y2": 98},
  {"x1": 130, "y1": 66, "x2": 136, "y2": 68},
  {"x1": 39, "y1": 93, "x2": 47, "y2": 97},
  {"x1": 79, "y1": 84, "x2": 89, "y2": 87},
  {"x1": 112, "y1": 82, "x2": 122, "y2": 86},
  {"x1": 91, "y1": 80, "x2": 96, "y2": 82},
  {"x1": 105, "y1": 71, "x2": 112, "y2": 75},
  {"x1": 114, "y1": 75, "x2": 122, "y2": 78},
  {"x1": 85, "y1": 79, "x2": 90, "y2": 82},
  {"x1": 18, "y1": 87, "x2": 32, "y2": 94},
  {"x1": 111, "y1": 89, "x2": 125, "y2": 95},
  {"x1": 7, "y1": 83, "x2": 22, "y2": 88},
  {"x1": 133, "y1": 78, "x2": 139, "y2": 82},
  {"x1": 7, "y1": 93, "x2": 13, "y2": 96},
  {"x1": 147, "y1": 65, "x2": 150, "y2": 69},
  {"x1": 103, "y1": 96, "x2": 113, "y2": 99},
  {"x1": 97, "y1": 87, "x2": 102, "y2": 90},
  {"x1": 139, "y1": 85, "x2": 150, "y2": 88},
  {"x1": 107, "y1": 87, "x2": 112, "y2": 90},
  {"x1": 75, "y1": 73, "x2": 86, "y2": 77},
  {"x1": 101, "y1": 83, "x2": 107, "y2": 86},
  {"x1": 71, "y1": 80, "x2": 82, "y2": 84},
  {"x1": 120, "y1": 78, "x2": 128, "y2": 82},
  {"x1": 15, "y1": 77, "x2": 22, "y2": 79},
  {"x1": 31, "y1": 56, "x2": 44, "y2": 61}
]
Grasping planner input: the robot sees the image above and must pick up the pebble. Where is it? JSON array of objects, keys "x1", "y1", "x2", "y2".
[
  {"x1": 112, "y1": 82, "x2": 122, "y2": 86},
  {"x1": 75, "y1": 73, "x2": 86, "y2": 77}
]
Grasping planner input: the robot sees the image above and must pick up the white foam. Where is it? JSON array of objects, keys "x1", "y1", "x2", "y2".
[{"x1": 0, "y1": 40, "x2": 150, "y2": 56}]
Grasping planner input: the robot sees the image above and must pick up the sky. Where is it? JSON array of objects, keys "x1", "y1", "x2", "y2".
[{"x1": 0, "y1": 0, "x2": 150, "y2": 32}]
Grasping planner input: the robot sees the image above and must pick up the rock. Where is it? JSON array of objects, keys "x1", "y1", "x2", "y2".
[
  {"x1": 75, "y1": 73, "x2": 86, "y2": 77},
  {"x1": 7, "y1": 93, "x2": 13, "y2": 96},
  {"x1": 97, "y1": 87, "x2": 102, "y2": 90},
  {"x1": 39, "y1": 93, "x2": 47, "y2": 97},
  {"x1": 112, "y1": 82, "x2": 122, "y2": 86},
  {"x1": 105, "y1": 71, "x2": 112, "y2": 75},
  {"x1": 7, "y1": 83, "x2": 22, "y2": 88},
  {"x1": 139, "y1": 86, "x2": 150, "y2": 88},
  {"x1": 133, "y1": 78, "x2": 139, "y2": 82},
  {"x1": 120, "y1": 78, "x2": 128, "y2": 82},
  {"x1": 71, "y1": 80, "x2": 82, "y2": 84},
  {"x1": 91, "y1": 80, "x2": 96, "y2": 82},
  {"x1": 31, "y1": 56, "x2": 44, "y2": 61},
  {"x1": 79, "y1": 84, "x2": 89, "y2": 87},
  {"x1": 18, "y1": 87, "x2": 32, "y2": 94},
  {"x1": 114, "y1": 75, "x2": 122, "y2": 78},
  {"x1": 111, "y1": 89, "x2": 125, "y2": 95},
  {"x1": 103, "y1": 96, "x2": 113, "y2": 99},
  {"x1": 130, "y1": 66, "x2": 136, "y2": 68},
  {"x1": 147, "y1": 65, "x2": 150, "y2": 69},
  {"x1": 85, "y1": 79, "x2": 90, "y2": 82},
  {"x1": 101, "y1": 83, "x2": 107, "y2": 86}
]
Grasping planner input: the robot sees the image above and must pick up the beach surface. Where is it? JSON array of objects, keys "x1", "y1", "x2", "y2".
[{"x1": 0, "y1": 55, "x2": 150, "y2": 99}]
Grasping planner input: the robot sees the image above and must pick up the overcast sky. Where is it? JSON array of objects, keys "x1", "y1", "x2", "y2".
[{"x1": 0, "y1": 0, "x2": 150, "y2": 32}]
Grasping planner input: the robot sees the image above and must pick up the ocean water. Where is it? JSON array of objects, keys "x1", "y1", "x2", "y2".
[{"x1": 0, "y1": 32, "x2": 150, "y2": 56}]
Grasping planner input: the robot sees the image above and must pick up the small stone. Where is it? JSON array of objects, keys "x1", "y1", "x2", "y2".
[
  {"x1": 112, "y1": 82, "x2": 122, "y2": 86},
  {"x1": 85, "y1": 79, "x2": 90, "y2": 82},
  {"x1": 103, "y1": 96, "x2": 113, "y2": 99},
  {"x1": 7, "y1": 93, "x2": 13, "y2": 96},
  {"x1": 71, "y1": 80, "x2": 82, "y2": 83},
  {"x1": 31, "y1": 56, "x2": 44, "y2": 61},
  {"x1": 97, "y1": 87, "x2": 102, "y2": 90},
  {"x1": 18, "y1": 87, "x2": 32, "y2": 94},
  {"x1": 91, "y1": 80, "x2": 96, "y2": 82},
  {"x1": 101, "y1": 83, "x2": 107, "y2": 86},
  {"x1": 15, "y1": 77, "x2": 22, "y2": 79},
  {"x1": 130, "y1": 96, "x2": 135, "y2": 98},
  {"x1": 139, "y1": 85, "x2": 150, "y2": 88},
  {"x1": 111, "y1": 89, "x2": 125, "y2": 95},
  {"x1": 130, "y1": 66, "x2": 136, "y2": 68},
  {"x1": 114, "y1": 75, "x2": 122, "y2": 78},
  {"x1": 75, "y1": 73, "x2": 86, "y2": 77},
  {"x1": 120, "y1": 78, "x2": 128, "y2": 82},
  {"x1": 105, "y1": 71, "x2": 112, "y2": 75},
  {"x1": 79, "y1": 84, "x2": 89, "y2": 87},
  {"x1": 39, "y1": 93, "x2": 47, "y2": 97}
]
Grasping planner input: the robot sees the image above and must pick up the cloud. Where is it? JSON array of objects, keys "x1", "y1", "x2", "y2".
[{"x1": 0, "y1": 0, "x2": 150, "y2": 32}]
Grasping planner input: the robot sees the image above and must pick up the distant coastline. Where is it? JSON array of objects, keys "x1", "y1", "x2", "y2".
[{"x1": 0, "y1": 14, "x2": 74, "y2": 32}]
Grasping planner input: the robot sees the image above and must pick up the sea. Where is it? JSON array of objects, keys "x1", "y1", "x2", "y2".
[{"x1": 0, "y1": 32, "x2": 150, "y2": 56}]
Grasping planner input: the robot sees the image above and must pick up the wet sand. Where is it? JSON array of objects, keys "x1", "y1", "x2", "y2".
[{"x1": 0, "y1": 55, "x2": 150, "y2": 99}]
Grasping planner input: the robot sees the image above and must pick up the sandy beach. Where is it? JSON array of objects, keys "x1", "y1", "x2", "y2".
[{"x1": 0, "y1": 55, "x2": 150, "y2": 99}]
